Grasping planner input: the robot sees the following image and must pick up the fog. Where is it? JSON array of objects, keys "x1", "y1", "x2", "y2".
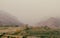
[{"x1": 0, "y1": 0, "x2": 60, "y2": 25}]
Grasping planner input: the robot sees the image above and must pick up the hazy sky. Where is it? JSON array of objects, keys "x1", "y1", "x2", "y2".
[{"x1": 0, "y1": 0, "x2": 60, "y2": 25}]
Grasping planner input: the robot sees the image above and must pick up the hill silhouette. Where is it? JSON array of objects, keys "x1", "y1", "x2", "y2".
[
  {"x1": 36, "y1": 17, "x2": 60, "y2": 28},
  {"x1": 0, "y1": 11, "x2": 23, "y2": 26}
]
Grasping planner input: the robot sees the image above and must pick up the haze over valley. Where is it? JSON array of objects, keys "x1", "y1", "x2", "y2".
[
  {"x1": 0, "y1": 0, "x2": 60, "y2": 38},
  {"x1": 0, "y1": 0, "x2": 60, "y2": 25}
]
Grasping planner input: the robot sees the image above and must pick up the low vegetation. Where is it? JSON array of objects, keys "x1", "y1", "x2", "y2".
[{"x1": 0, "y1": 25, "x2": 60, "y2": 38}]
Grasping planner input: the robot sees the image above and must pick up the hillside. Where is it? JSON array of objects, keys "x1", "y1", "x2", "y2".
[
  {"x1": 36, "y1": 17, "x2": 60, "y2": 28},
  {"x1": 0, "y1": 11, "x2": 24, "y2": 26}
]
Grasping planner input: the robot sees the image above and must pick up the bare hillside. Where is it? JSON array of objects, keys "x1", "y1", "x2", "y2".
[{"x1": 0, "y1": 11, "x2": 24, "y2": 26}]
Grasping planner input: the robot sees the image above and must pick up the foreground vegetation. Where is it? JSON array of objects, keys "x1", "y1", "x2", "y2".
[{"x1": 0, "y1": 25, "x2": 60, "y2": 38}]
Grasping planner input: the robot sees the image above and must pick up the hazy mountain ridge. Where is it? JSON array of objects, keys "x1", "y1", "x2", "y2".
[
  {"x1": 36, "y1": 17, "x2": 60, "y2": 28},
  {"x1": 0, "y1": 11, "x2": 23, "y2": 26},
  {"x1": 0, "y1": 11, "x2": 60, "y2": 28}
]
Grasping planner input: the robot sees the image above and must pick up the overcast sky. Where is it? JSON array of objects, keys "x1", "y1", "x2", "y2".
[{"x1": 0, "y1": 0, "x2": 60, "y2": 25}]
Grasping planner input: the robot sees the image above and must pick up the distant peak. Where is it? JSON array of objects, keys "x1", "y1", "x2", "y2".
[
  {"x1": 48, "y1": 17, "x2": 57, "y2": 20},
  {"x1": 36, "y1": 17, "x2": 60, "y2": 28},
  {"x1": 49, "y1": 17, "x2": 56, "y2": 19}
]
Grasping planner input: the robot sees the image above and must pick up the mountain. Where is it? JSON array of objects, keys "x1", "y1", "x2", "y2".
[
  {"x1": 36, "y1": 17, "x2": 60, "y2": 28},
  {"x1": 0, "y1": 11, "x2": 24, "y2": 26}
]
